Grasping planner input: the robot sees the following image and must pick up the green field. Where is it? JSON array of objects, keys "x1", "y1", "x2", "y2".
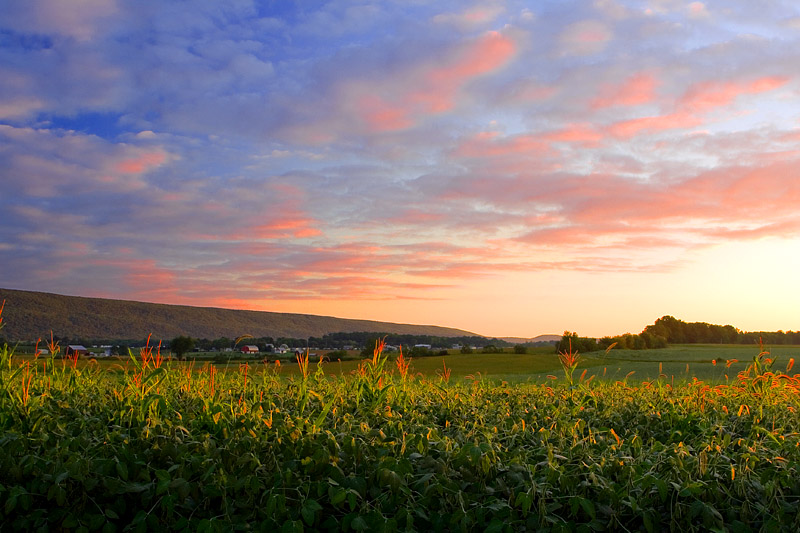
[
  {"x1": 2, "y1": 338, "x2": 800, "y2": 531},
  {"x1": 240, "y1": 343, "x2": 800, "y2": 385},
  {"x1": 15, "y1": 343, "x2": 800, "y2": 385}
]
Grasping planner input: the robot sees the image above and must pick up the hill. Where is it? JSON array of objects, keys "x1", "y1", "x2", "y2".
[
  {"x1": 500, "y1": 334, "x2": 561, "y2": 344},
  {"x1": 0, "y1": 288, "x2": 478, "y2": 342}
]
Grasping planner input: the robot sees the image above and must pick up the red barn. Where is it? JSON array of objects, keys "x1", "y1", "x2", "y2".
[{"x1": 240, "y1": 345, "x2": 260, "y2": 354}]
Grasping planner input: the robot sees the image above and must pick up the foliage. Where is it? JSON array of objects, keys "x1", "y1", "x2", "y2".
[
  {"x1": 557, "y1": 337, "x2": 581, "y2": 386},
  {"x1": 409, "y1": 345, "x2": 432, "y2": 357},
  {"x1": 327, "y1": 331, "x2": 505, "y2": 351},
  {"x1": 0, "y1": 301, "x2": 13, "y2": 371},
  {"x1": 645, "y1": 315, "x2": 800, "y2": 345},
  {"x1": 2, "y1": 337, "x2": 800, "y2": 531},
  {"x1": 556, "y1": 331, "x2": 598, "y2": 354},
  {"x1": 599, "y1": 331, "x2": 667, "y2": 351},
  {"x1": 169, "y1": 335, "x2": 195, "y2": 360}
]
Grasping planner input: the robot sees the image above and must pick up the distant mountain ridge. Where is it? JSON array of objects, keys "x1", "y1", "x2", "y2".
[
  {"x1": 500, "y1": 335, "x2": 561, "y2": 344},
  {"x1": 0, "y1": 288, "x2": 479, "y2": 341}
]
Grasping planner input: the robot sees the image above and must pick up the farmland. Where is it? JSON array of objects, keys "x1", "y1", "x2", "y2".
[{"x1": 1, "y1": 336, "x2": 800, "y2": 531}]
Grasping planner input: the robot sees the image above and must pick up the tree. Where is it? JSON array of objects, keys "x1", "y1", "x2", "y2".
[
  {"x1": 410, "y1": 345, "x2": 431, "y2": 357},
  {"x1": 212, "y1": 337, "x2": 232, "y2": 351},
  {"x1": 556, "y1": 332, "x2": 598, "y2": 354},
  {"x1": 513, "y1": 345, "x2": 527, "y2": 354},
  {"x1": 361, "y1": 337, "x2": 384, "y2": 358},
  {"x1": 170, "y1": 336, "x2": 195, "y2": 360}
]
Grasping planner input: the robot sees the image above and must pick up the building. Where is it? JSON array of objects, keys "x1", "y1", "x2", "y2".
[
  {"x1": 66, "y1": 345, "x2": 90, "y2": 357},
  {"x1": 240, "y1": 345, "x2": 260, "y2": 354}
]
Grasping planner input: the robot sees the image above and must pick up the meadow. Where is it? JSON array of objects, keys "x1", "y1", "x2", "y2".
[{"x1": 1, "y1": 332, "x2": 800, "y2": 531}]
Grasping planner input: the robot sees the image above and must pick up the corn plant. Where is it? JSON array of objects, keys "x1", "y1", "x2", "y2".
[
  {"x1": 0, "y1": 300, "x2": 16, "y2": 371},
  {"x1": 558, "y1": 337, "x2": 580, "y2": 386},
  {"x1": 0, "y1": 329, "x2": 799, "y2": 532}
]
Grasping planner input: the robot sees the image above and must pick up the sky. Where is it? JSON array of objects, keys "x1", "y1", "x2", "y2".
[{"x1": 1, "y1": 0, "x2": 799, "y2": 338}]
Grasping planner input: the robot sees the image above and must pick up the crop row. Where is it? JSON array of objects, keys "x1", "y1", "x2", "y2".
[{"x1": 0, "y1": 340, "x2": 799, "y2": 531}]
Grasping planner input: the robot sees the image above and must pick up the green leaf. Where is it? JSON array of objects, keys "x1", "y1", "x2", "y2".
[
  {"x1": 329, "y1": 487, "x2": 347, "y2": 506},
  {"x1": 485, "y1": 519, "x2": 505, "y2": 533},
  {"x1": 280, "y1": 519, "x2": 304, "y2": 533},
  {"x1": 350, "y1": 516, "x2": 369, "y2": 531},
  {"x1": 579, "y1": 498, "x2": 596, "y2": 520},
  {"x1": 301, "y1": 498, "x2": 323, "y2": 525},
  {"x1": 115, "y1": 461, "x2": 128, "y2": 481}
]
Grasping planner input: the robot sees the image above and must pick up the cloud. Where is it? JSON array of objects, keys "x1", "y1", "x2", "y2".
[
  {"x1": 0, "y1": 95, "x2": 45, "y2": 121},
  {"x1": 3, "y1": 0, "x2": 118, "y2": 42},
  {"x1": 115, "y1": 150, "x2": 168, "y2": 174},
  {"x1": 276, "y1": 28, "x2": 519, "y2": 146},
  {"x1": 2, "y1": 1, "x2": 800, "y2": 333},
  {"x1": 558, "y1": 20, "x2": 613, "y2": 56},
  {"x1": 678, "y1": 76, "x2": 790, "y2": 113},
  {"x1": 606, "y1": 111, "x2": 701, "y2": 138},
  {"x1": 433, "y1": 5, "x2": 506, "y2": 31},
  {"x1": 0, "y1": 125, "x2": 172, "y2": 197},
  {"x1": 687, "y1": 2, "x2": 710, "y2": 19},
  {"x1": 591, "y1": 72, "x2": 659, "y2": 109},
  {"x1": 604, "y1": 75, "x2": 791, "y2": 138}
]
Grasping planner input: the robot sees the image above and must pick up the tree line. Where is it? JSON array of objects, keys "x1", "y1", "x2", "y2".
[
  {"x1": 313, "y1": 332, "x2": 507, "y2": 350},
  {"x1": 557, "y1": 315, "x2": 800, "y2": 354},
  {"x1": 643, "y1": 315, "x2": 800, "y2": 345}
]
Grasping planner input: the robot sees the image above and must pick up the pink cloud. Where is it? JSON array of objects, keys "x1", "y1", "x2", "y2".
[
  {"x1": 353, "y1": 31, "x2": 516, "y2": 132},
  {"x1": 124, "y1": 259, "x2": 178, "y2": 291},
  {"x1": 428, "y1": 147, "x2": 800, "y2": 274},
  {"x1": 409, "y1": 30, "x2": 516, "y2": 115},
  {"x1": 455, "y1": 131, "x2": 553, "y2": 159},
  {"x1": 387, "y1": 209, "x2": 447, "y2": 226},
  {"x1": 360, "y1": 95, "x2": 415, "y2": 132},
  {"x1": 115, "y1": 151, "x2": 167, "y2": 174},
  {"x1": 606, "y1": 111, "x2": 701, "y2": 138},
  {"x1": 679, "y1": 76, "x2": 790, "y2": 113},
  {"x1": 433, "y1": 6, "x2": 505, "y2": 30},
  {"x1": 687, "y1": 2, "x2": 709, "y2": 19},
  {"x1": 250, "y1": 218, "x2": 323, "y2": 239},
  {"x1": 545, "y1": 123, "x2": 604, "y2": 146},
  {"x1": 428, "y1": 31, "x2": 516, "y2": 88},
  {"x1": 559, "y1": 20, "x2": 613, "y2": 56},
  {"x1": 602, "y1": 75, "x2": 791, "y2": 139},
  {"x1": 591, "y1": 72, "x2": 658, "y2": 109}
]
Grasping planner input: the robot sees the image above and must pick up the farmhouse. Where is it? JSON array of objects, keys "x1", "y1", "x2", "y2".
[
  {"x1": 66, "y1": 345, "x2": 90, "y2": 357},
  {"x1": 240, "y1": 345, "x2": 260, "y2": 354}
]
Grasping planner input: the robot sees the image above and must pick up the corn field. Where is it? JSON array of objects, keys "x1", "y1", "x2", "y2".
[{"x1": 1, "y1": 329, "x2": 799, "y2": 531}]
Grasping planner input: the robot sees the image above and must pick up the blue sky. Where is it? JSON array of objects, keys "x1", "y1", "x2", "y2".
[{"x1": 1, "y1": 1, "x2": 799, "y2": 337}]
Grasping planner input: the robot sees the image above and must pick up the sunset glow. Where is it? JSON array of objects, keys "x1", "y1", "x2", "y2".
[{"x1": 1, "y1": 1, "x2": 799, "y2": 337}]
